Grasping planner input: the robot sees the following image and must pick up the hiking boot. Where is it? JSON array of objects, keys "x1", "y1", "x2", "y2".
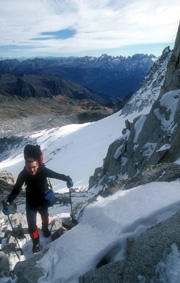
[
  {"x1": 32, "y1": 243, "x2": 40, "y2": 253},
  {"x1": 42, "y1": 226, "x2": 51, "y2": 237},
  {"x1": 31, "y1": 234, "x2": 40, "y2": 253}
]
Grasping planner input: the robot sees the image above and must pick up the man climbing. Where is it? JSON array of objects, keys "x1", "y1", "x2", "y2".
[{"x1": 3, "y1": 144, "x2": 73, "y2": 253}]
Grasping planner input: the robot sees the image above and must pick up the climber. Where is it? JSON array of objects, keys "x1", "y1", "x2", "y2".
[{"x1": 3, "y1": 144, "x2": 73, "y2": 253}]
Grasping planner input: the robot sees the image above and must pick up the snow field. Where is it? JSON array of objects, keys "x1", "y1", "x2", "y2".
[{"x1": 0, "y1": 110, "x2": 142, "y2": 191}]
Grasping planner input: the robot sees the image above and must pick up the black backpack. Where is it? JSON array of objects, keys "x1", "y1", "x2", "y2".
[{"x1": 24, "y1": 144, "x2": 43, "y2": 164}]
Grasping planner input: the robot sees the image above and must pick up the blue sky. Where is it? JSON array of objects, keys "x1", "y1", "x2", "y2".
[{"x1": 0, "y1": 0, "x2": 179, "y2": 58}]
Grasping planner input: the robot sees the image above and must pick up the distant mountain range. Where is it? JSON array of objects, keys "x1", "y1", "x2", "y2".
[
  {"x1": 0, "y1": 53, "x2": 156, "y2": 128},
  {"x1": 0, "y1": 54, "x2": 156, "y2": 103}
]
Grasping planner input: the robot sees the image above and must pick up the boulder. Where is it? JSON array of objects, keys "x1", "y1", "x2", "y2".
[
  {"x1": 0, "y1": 171, "x2": 17, "y2": 212},
  {"x1": 0, "y1": 252, "x2": 10, "y2": 277},
  {"x1": 14, "y1": 253, "x2": 44, "y2": 283},
  {"x1": 0, "y1": 171, "x2": 15, "y2": 197},
  {"x1": 50, "y1": 217, "x2": 64, "y2": 242},
  {"x1": 0, "y1": 171, "x2": 15, "y2": 185}
]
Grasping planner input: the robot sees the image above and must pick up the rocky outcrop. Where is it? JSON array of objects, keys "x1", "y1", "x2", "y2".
[
  {"x1": 89, "y1": 24, "x2": 180, "y2": 189},
  {"x1": 79, "y1": 210, "x2": 180, "y2": 283},
  {"x1": 99, "y1": 162, "x2": 180, "y2": 197},
  {"x1": 90, "y1": 88, "x2": 180, "y2": 186}
]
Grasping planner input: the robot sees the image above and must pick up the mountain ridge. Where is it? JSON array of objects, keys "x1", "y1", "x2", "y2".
[
  {"x1": 122, "y1": 47, "x2": 171, "y2": 115},
  {"x1": 0, "y1": 53, "x2": 156, "y2": 102},
  {"x1": 0, "y1": 72, "x2": 104, "y2": 102}
]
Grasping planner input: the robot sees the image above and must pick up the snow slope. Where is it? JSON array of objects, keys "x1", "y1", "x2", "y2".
[
  {"x1": 37, "y1": 180, "x2": 180, "y2": 283},
  {"x1": 0, "y1": 110, "x2": 146, "y2": 192}
]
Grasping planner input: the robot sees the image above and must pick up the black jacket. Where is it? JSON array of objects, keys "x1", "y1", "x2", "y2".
[{"x1": 7, "y1": 166, "x2": 69, "y2": 207}]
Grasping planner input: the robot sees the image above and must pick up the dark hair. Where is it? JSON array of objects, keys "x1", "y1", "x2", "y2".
[{"x1": 24, "y1": 144, "x2": 43, "y2": 164}]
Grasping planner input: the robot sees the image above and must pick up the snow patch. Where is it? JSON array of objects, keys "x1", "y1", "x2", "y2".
[
  {"x1": 121, "y1": 157, "x2": 128, "y2": 166},
  {"x1": 175, "y1": 158, "x2": 180, "y2": 165},
  {"x1": 156, "y1": 144, "x2": 171, "y2": 152},
  {"x1": 113, "y1": 144, "x2": 124, "y2": 160}
]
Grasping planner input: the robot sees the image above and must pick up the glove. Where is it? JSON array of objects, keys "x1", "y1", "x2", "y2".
[
  {"x1": 67, "y1": 177, "x2": 73, "y2": 188},
  {"x1": 2, "y1": 201, "x2": 10, "y2": 215}
]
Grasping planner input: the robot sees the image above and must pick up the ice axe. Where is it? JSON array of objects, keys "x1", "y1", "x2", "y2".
[
  {"x1": 68, "y1": 187, "x2": 77, "y2": 224},
  {"x1": 68, "y1": 187, "x2": 73, "y2": 218}
]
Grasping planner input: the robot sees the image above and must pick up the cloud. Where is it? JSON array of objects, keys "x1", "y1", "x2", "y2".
[
  {"x1": 0, "y1": 0, "x2": 179, "y2": 57},
  {"x1": 32, "y1": 28, "x2": 77, "y2": 40}
]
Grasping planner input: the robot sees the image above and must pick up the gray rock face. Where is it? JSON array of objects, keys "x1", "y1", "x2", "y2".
[
  {"x1": 89, "y1": 24, "x2": 180, "y2": 189},
  {"x1": 79, "y1": 210, "x2": 180, "y2": 283},
  {"x1": 122, "y1": 211, "x2": 180, "y2": 283},
  {"x1": 160, "y1": 24, "x2": 180, "y2": 95}
]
